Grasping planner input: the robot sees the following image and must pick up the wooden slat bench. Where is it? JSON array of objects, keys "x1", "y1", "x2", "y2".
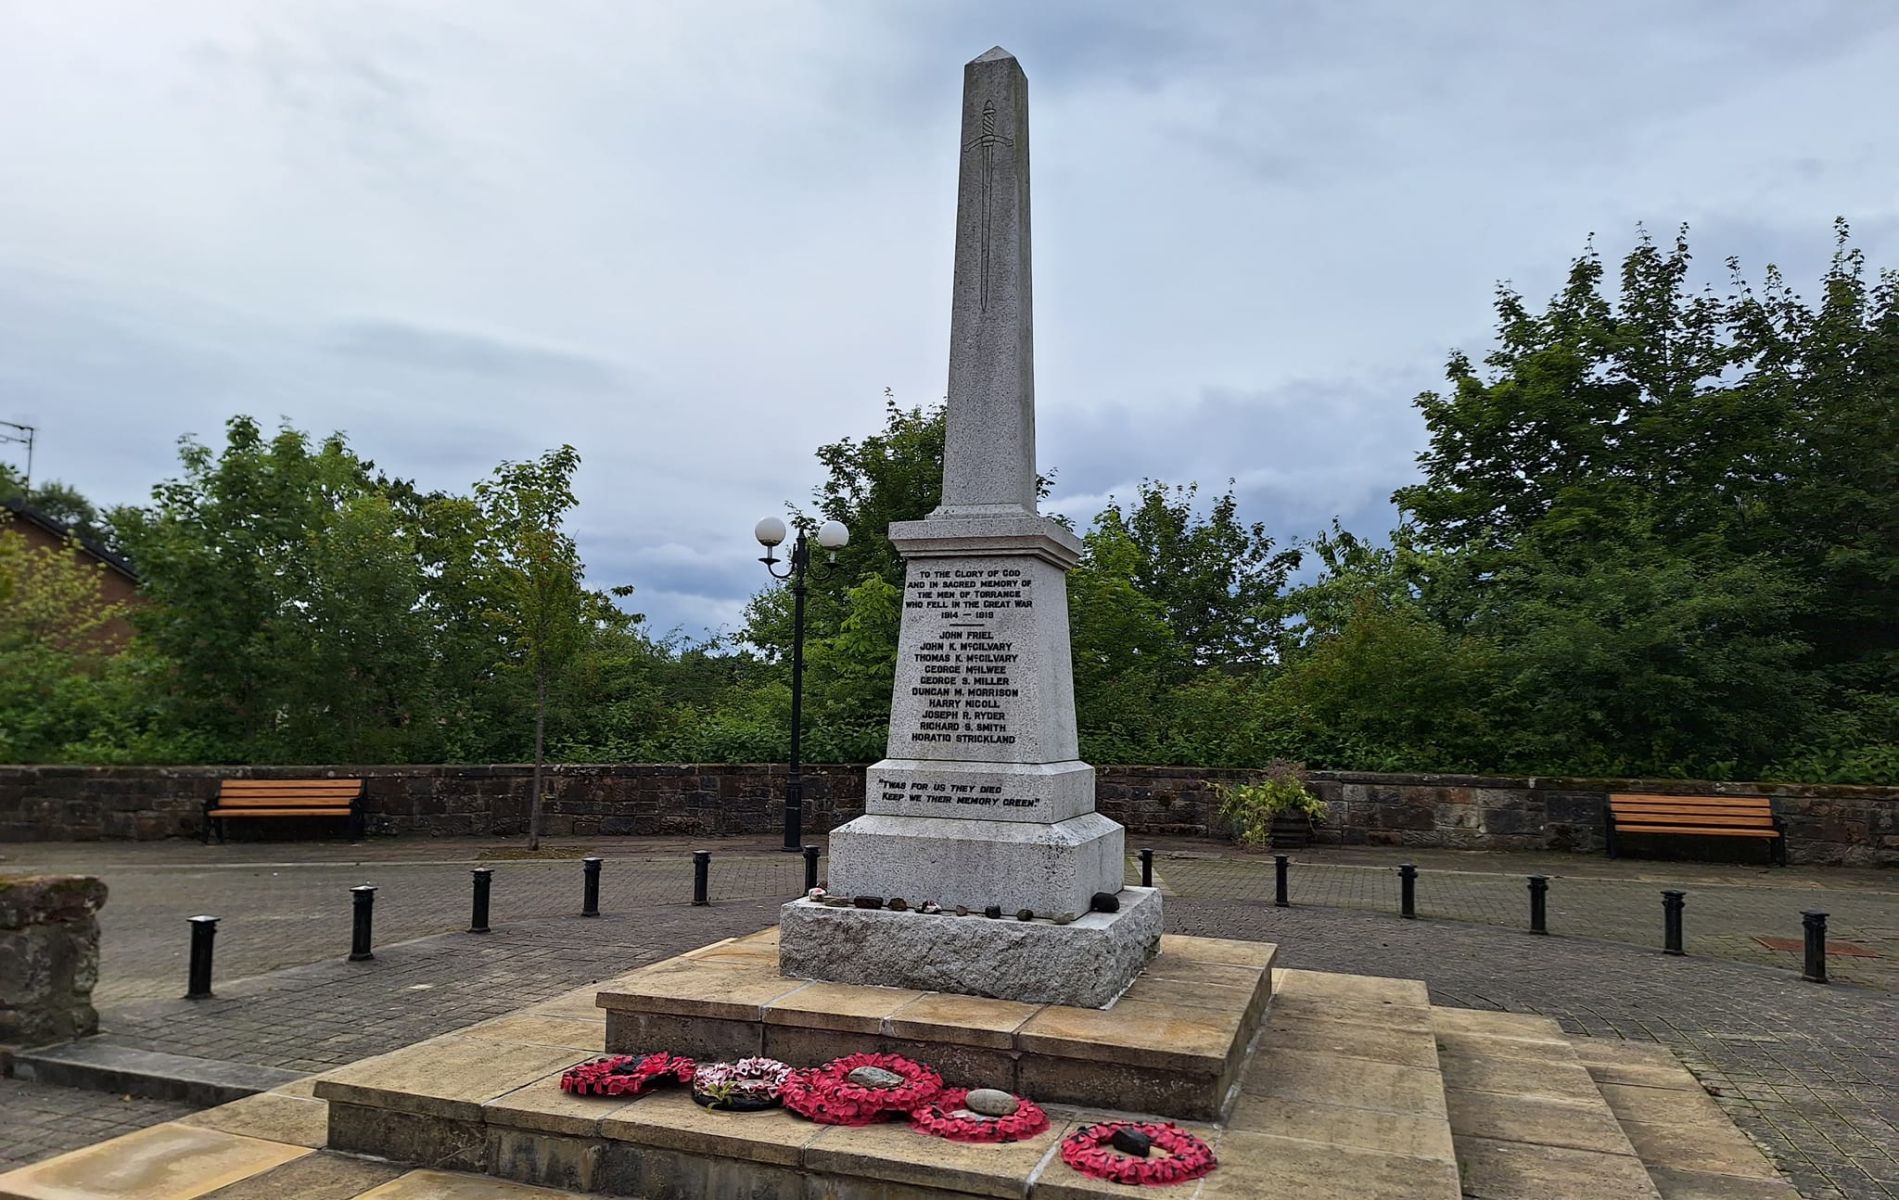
[
  {"x1": 1606, "y1": 793, "x2": 1786, "y2": 866},
  {"x1": 203, "y1": 779, "x2": 366, "y2": 844}
]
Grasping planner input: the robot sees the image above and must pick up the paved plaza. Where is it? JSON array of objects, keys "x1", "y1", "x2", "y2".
[{"x1": 0, "y1": 834, "x2": 1893, "y2": 1197}]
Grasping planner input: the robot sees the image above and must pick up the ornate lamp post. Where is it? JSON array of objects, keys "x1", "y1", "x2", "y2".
[{"x1": 755, "y1": 516, "x2": 850, "y2": 851}]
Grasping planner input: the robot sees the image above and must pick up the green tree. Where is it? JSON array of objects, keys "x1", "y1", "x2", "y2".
[
  {"x1": 1375, "y1": 222, "x2": 1892, "y2": 779},
  {"x1": 115, "y1": 418, "x2": 444, "y2": 762},
  {"x1": 475, "y1": 445, "x2": 632, "y2": 847},
  {"x1": 0, "y1": 465, "x2": 116, "y2": 549},
  {"x1": 1090, "y1": 481, "x2": 1300, "y2": 671},
  {"x1": 0, "y1": 516, "x2": 119, "y2": 760}
]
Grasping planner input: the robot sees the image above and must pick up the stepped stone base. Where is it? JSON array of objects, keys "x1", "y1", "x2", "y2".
[
  {"x1": 779, "y1": 887, "x2": 1161, "y2": 1009},
  {"x1": 598, "y1": 922, "x2": 1255, "y2": 1120},
  {"x1": 0, "y1": 927, "x2": 1801, "y2": 1200}
]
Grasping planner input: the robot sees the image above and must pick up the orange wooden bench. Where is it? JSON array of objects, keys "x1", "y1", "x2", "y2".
[
  {"x1": 203, "y1": 779, "x2": 365, "y2": 844},
  {"x1": 1606, "y1": 793, "x2": 1785, "y2": 866}
]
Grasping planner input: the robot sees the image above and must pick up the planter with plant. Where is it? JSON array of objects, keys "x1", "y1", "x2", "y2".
[{"x1": 1215, "y1": 763, "x2": 1325, "y2": 851}]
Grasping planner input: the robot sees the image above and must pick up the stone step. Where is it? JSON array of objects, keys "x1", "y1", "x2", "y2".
[
  {"x1": 4, "y1": 1038, "x2": 306, "y2": 1107},
  {"x1": 1433, "y1": 1008, "x2": 1661, "y2": 1199},
  {"x1": 595, "y1": 928, "x2": 1274, "y2": 1121},
  {"x1": 1570, "y1": 1037, "x2": 1802, "y2": 1200},
  {"x1": 1222, "y1": 967, "x2": 1463, "y2": 1198}
]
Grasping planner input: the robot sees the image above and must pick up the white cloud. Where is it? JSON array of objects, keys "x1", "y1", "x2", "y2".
[{"x1": 1, "y1": 1, "x2": 1893, "y2": 636}]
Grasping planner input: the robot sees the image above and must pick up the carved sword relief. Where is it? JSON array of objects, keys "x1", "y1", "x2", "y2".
[{"x1": 964, "y1": 99, "x2": 1013, "y2": 314}]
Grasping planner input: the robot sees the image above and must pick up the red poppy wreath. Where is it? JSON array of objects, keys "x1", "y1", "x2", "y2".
[
  {"x1": 781, "y1": 1052, "x2": 944, "y2": 1126},
  {"x1": 559, "y1": 1052, "x2": 697, "y2": 1098},
  {"x1": 908, "y1": 1088, "x2": 1049, "y2": 1143},
  {"x1": 1059, "y1": 1122, "x2": 1217, "y2": 1186}
]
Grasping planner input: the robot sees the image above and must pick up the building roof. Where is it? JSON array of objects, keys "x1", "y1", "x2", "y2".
[{"x1": 1, "y1": 496, "x2": 140, "y2": 583}]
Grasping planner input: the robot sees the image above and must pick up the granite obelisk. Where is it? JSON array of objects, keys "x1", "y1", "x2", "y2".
[{"x1": 779, "y1": 48, "x2": 1161, "y2": 1009}]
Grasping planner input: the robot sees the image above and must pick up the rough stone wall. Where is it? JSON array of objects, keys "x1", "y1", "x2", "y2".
[
  {"x1": 0, "y1": 875, "x2": 106, "y2": 1046},
  {"x1": 0, "y1": 764, "x2": 1892, "y2": 866}
]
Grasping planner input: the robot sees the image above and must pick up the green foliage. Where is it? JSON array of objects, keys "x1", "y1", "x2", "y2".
[
  {"x1": 4, "y1": 225, "x2": 1892, "y2": 786},
  {"x1": 1090, "y1": 481, "x2": 1299, "y2": 670},
  {"x1": 1, "y1": 464, "x2": 117, "y2": 549},
  {"x1": 0, "y1": 516, "x2": 132, "y2": 762},
  {"x1": 1214, "y1": 763, "x2": 1324, "y2": 851}
]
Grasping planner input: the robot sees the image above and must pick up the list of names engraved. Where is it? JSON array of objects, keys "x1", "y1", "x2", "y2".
[{"x1": 901, "y1": 564, "x2": 1032, "y2": 748}]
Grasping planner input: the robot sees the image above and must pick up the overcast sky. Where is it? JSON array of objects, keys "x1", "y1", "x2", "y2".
[{"x1": 2, "y1": 2, "x2": 1893, "y2": 637}]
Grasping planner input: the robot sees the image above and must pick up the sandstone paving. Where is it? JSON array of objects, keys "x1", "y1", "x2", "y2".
[
  {"x1": 314, "y1": 1036, "x2": 588, "y2": 1121},
  {"x1": 177, "y1": 1090, "x2": 328, "y2": 1148},
  {"x1": 0, "y1": 962, "x2": 1855, "y2": 1200},
  {"x1": 1222, "y1": 1095, "x2": 1457, "y2": 1162},
  {"x1": 0, "y1": 1123, "x2": 310, "y2": 1200},
  {"x1": 0, "y1": 841, "x2": 1891, "y2": 1197},
  {"x1": 194, "y1": 1150, "x2": 405, "y2": 1200},
  {"x1": 804, "y1": 1112, "x2": 1074, "y2": 1200},
  {"x1": 883, "y1": 991, "x2": 1042, "y2": 1049},
  {"x1": 1240, "y1": 1046, "x2": 1450, "y2": 1118},
  {"x1": 1200, "y1": 1130, "x2": 1461, "y2": 1199},
  {"x1": 1170, "y1": 896, "x2": 1898, "y2": 1199},
  {"x1": 1645, "y1": 1162, "x2": 1805, "y2": 1199},
  {"x1": 596, "y1": 1091, "x2": 825, "y2": 1168},
  {"x1": 1456, "y1": 1134, "x2": 1663, "y2": 1199}
]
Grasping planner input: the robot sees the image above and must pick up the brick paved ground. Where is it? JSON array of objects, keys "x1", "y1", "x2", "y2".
[
  {"x1": 1147, "y1": 842, "x2": 1899, "y2": 989},
  {"x1": 0, "y1": 1077, "x2": 198, "y2": 1171},
  {"x1": 2, "y1": 834, "x2": 1893, "y2": 1197},
  {"x1": 5, "y1": 834, "x2": 1890, "y2": 1001},
  {"x1": 1, "y1": 835, "x2": 810, "y2": 1004}
]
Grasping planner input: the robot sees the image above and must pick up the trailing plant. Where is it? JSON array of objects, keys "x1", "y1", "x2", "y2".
[{"x1": 1215, "y1": 761, "x2": 1324, "y2": 851}]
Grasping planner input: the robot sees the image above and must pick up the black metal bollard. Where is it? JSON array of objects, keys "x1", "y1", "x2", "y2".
[
  {"x1": 693, "y1": 850, "x2": 711, "y2": 906},
  {"x1": 581, "y1": 856, "x2": 602, "y2": 918},
  {"x1": 1139, "y1": 847, "x2": 1154, "y2": 888},
  {"x1": 186, "y1": 915, "x2": 218, "y2": 999},
  {"x1": 349, "y1": 885, "x2": 377, "y2": 962},
  {"x1": 803, "y1": 845, "x2": 820, "y2": 893},
  {"x1": 1399, "y1": 863, "x2": 1417, "y2": 919},
  {"x1": 1274, "y1": 855, "x2": 1290, "y2": 908},
  {"x1": 1527, "y1": 875, "x2": 1549, "y2": 935},
  {"x1": 1662, "y1": 890, "x2": 1686, "y2": 956},
  {"x1": 1801, "y1": 911, "x2": 1829, "y2": 984},
  {"x1": 469, "y1": 868, "x2": 492, "y2": 934}
]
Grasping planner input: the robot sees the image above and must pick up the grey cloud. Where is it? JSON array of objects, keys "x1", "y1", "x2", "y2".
[
  {"x1": 325, "y1": 321, "x2": 625, "y2": 390},
  {"x1": 1046, "y1": 374, "x2": 1429, "y2": 544},
  {"x1": 4, "y1": 2, "x2": 1895, "y2": 642}
]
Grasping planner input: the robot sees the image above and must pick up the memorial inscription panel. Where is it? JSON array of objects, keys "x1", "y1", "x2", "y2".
[{"x1": 870, "y1": 551, "x2": 1092, "y2": 825}]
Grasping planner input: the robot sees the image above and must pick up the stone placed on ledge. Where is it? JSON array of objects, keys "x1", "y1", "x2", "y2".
[{"x1": 965, "y1": 1087, "x2": 1020, "y2": 1117}]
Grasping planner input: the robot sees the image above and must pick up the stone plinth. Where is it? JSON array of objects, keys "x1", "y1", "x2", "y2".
[
  {"x1": 0, "y1": 874, "x2": 106, "y2": 1047},
  {"x1": 779, "y1": 888, "x2": 1161, "y2": 1008},
  {"x1": 825, "y1": 813, "x2": 1124, "y2": 917},
  {"x1": 597, "y1": 926, "x2": 1267, "y2": 1121}
]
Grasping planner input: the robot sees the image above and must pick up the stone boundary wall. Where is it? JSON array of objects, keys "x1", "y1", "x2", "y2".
[
  {"x1": 0, "y1": 763, "x2": 1892, "y2": 866},
  {"x1": 0, "y1": 875, "x2": 105, "y2": 1046}
]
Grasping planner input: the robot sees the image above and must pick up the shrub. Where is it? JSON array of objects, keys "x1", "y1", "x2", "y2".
[{"x1": 1214, "y1": 761, "x2": 1324, "y2": 851}]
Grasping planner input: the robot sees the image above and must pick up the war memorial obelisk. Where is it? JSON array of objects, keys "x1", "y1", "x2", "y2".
[{"x1": 780, "y1": 47, "x2": 1162, "y2": 1009}]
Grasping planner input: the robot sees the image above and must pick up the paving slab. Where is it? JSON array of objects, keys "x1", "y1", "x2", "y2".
[
  {"x1": 1240, "y1": 1046, "x2": 1449, "y2": 1118},
  {"x1": 1447, "y1": 1090, "x2": 1637, "y2": 1156},
  {"x1": 1224, "y1": 1095, "x2": 1456, "y2": 1162},
  {"x1": 178, "y1": 1091, "x2": 329, "y2": 1149},
  {"x1": 803, "y1": 1113, "x2": 1072, "y2": 1200},
  {"x1": 1201, "y1": 1130, "x2": 1460, "y2": 1199},
  {"x1": 1455, "y1": 1133, "x2": 1662, "y2": 1200},
  {"x1": 0, "y1": 1123, "x2": 310, "y2": 1200},
  {"x1": 196, "y1": 1151, "x2": 405, "y2": 1200},
  {"x1": 353, "y1": 1170, "x2": 579, "y2": 1198},
  {"x1": 314, "y1": 1038, "x2": 586, "y2": 1122}
]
